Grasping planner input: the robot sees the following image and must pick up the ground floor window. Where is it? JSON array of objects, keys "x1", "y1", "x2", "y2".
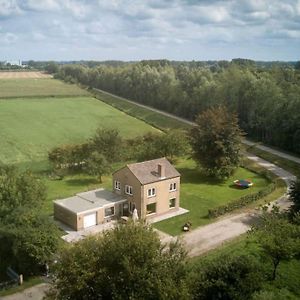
[
  {"x1": 146, "y1": 203, "x2": 156, "y2": 215},
  {"x1": 105, "y1": 206, "x2": 115, "y2": 217},
  {"x1": 129, "y1": 202, "x2": 135, "y2": 213},
  {"x1": 169, "y1": 198, "x2": 176, "y2": 208}
]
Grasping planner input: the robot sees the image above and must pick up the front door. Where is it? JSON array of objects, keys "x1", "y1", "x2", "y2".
[{"x1": 122, "y1": 202, "x2": 129, "y2": 216}]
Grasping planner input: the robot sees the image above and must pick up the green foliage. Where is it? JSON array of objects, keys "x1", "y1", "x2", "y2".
[
  {"x1": 49, "y1": 222, "x2": 189, "y2": 300},
  {"x1": 132, "y1": 130, "x2": 188, "y2": 162},
  {"x1": 0, "y1": 166, "x2": 46, "y2": 218},
  {"x1": 0, "y1": 166, "x2": 60, "y2": 275},
  {"x1": 84, "y1": 152, "x2": 111, "y2": 183},
  {"x1": 252, "y1": 288, "x2": 299, "y2": 300},
  {"x1": 57, "y1": 62, "x2": 300, "y2": 154},
  {"x1": 289, "y1": 179, "x2": 300, "y2": 215},
  {"x1": 90, "y1": 128, "x2": 123, "y2": 163},
  {"x1": 190, "y1": 106, "x2": 243, "y2": 180},
  {"x1": 251, "y1": 213, "x2": 300, "y2": 280},
  {"x1": 191, "y1": 254, "x2": 264, "y2": 300},
  {"x1": 208, "y1": 182, "x2": 275, "y2": 218}
]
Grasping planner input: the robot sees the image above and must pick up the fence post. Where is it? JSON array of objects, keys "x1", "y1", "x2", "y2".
[{"x1": 18, "y1": 274, "x2": 23, "y2": 285}]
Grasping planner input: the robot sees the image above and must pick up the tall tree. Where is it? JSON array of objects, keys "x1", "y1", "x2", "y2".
[
  {"x1": 189, "y1": 106, "x2": 243, "y2": 179},
  {"x1": 251, "y1": 213, "x2": 300, "y2": 280},
  {"x1": 84, "y1": 151, "x2": 111, "y2": 183},
  {"x1": 90, "y1": 128, "x2": 122, "y2": 163},
  {"x1": 289, "y1": 179, "x2": 300, "y2": 215},
  {"x1": 48, "y1": 222, "x2": 189, "y2": 300}
]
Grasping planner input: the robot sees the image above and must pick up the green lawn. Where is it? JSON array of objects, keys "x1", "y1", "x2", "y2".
[
  {"x1": 93, "y1": 89, "x2": 191, "y2": 131},
  {"x1": 0, "y1": 97, "x2": 159, "y2": 167},
  {"x1": 154, "y1": 158, "x2": 270, "y2": 236},
  {"x1": 0, "y1": 78, "x2": 89, "y2": 98}
]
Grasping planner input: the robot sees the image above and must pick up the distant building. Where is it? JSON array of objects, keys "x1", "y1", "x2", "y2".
[{"x1": 4, "y1": 60, "x2": 22, "y2": 66}]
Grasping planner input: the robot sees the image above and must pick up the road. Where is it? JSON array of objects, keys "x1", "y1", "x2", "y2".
[{"x1": 94, "y1": 88, "x2": 300, "y2": 165}]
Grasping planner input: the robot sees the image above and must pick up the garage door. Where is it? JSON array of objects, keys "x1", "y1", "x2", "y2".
[{"x1": 83, "y1": 213, "x2": 97, "y2": 228}]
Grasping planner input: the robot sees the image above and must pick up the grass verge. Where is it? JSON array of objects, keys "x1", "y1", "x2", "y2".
[{"x1": 93, "y1": 89, "x2": 191, "y2": 131}]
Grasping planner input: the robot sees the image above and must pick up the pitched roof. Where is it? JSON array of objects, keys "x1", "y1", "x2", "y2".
[{"x1": 125, "y1": 157, "x2": 180, "y2": 185}]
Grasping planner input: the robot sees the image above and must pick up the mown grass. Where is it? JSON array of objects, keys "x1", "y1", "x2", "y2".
[
  {"x1": 153, "y1": 158, "x2": 270, "y2": 235},
  {"x1": 93, "y1": 89, "x2": 191, "y2": 131},
  {"x1": 0, "y1": 97, "x2": 159, "y2": 166},
  {"x1": 0, "y1": 78, "x2": 89, "y2": 98}
]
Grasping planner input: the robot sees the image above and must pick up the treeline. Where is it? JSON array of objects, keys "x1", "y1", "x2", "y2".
[{"x1": 55, "y1": 60, "x2": 300, "y2": 154}]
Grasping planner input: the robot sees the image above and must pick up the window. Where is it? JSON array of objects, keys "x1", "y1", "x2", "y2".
[
  {"x1": 146, "y1": 203, "x2": 156, "y2": 215},
  {"x1": 147, "y1": 188, "x2": 156, "y2": 197},
  {"x1": 105, "y1": 206, "x2": 115, "y2": 217},
  {"x1": 125, "y1": 185, "x2": 133, "y2": 195},
  {"x1": 169, "y1": 182, "x2": 176, "y2": 191},
  {"x1": 169, "y1": 198, "x2": 176, "y2": 209},
  {"x1": 114, "y1": 180, "x2": 121, "y2": 190}
]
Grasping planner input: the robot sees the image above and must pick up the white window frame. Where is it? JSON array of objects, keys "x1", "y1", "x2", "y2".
[
  {"x1": 169, "y1": 182, "x2": 177, "y2": 191},
  {"x1": 147, "y1": 187, "x2": 156, "y2": 198},
  {"x1": 125, "y1": 185, "x2": 133, "y2": 195},
  {"x1": 114, "y1": 180, "x2": 121, "y2": 190}
]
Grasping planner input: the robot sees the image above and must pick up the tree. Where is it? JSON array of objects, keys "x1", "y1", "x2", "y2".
[
  {"x1": 251, "y1": 213, "x2": 300, "y2": 280},
  {"x1": 191, "y1": 254, "x2": 264, "y2": 300},
  {"x1": 289, "y1": 179, "x2": 300, "y2": 215},
  {"x1": 0, "y1": 166, "x2": 61, "y2": 275},
  {"x1": 189, "y1": 106, "x2": 243, "y2": 179},
  {"x1": 45, "y1": 62, "x2": 59, "y2": 74},
  {"x1": 84, "y1": 151, "x2": 111, "y2": 183},
  {"x1": 48, "y1": 222, "x2": 189, "y2": 300},
  {"x1": 90, "y1": 128, "x2": 122, "y2": 163},
  {"x1": 0, "y1": 166, "x2": 46, "y2": 218}
]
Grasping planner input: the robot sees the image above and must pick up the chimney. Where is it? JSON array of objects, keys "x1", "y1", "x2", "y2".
[{"x1": 157, "y1": 163, "x2": 165, "y2": 178}]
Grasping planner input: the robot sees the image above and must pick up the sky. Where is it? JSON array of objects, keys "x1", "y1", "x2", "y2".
[{"x1": 0, "y1": 0, "x2": 299, "y2": 61}]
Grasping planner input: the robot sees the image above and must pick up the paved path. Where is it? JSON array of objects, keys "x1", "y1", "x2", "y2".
[
  {"x1": 0, "y1": 283, "x2": 50, "y2": 300},
  {"x1": 180, "y1": 153, "x2": 296, "y2": 256},
  {"x1": 94, "y1": 88, "x2": 300, "y2": 165},
  {"x1": 244, "y1": 140, "x2": 300, "y2": 164},
  {"x1": 93, "y1": 88, "x2": 300, "y2": 256}
]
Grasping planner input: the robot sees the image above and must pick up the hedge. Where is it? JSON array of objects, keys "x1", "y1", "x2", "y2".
[{"x1": 208, "y1": 182, "x2": 276, "y2": 218}]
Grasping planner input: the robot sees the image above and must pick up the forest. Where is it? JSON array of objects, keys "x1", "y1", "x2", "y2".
[{"x1": 54, "y1": 59, "x2": 300, "y2": 154}]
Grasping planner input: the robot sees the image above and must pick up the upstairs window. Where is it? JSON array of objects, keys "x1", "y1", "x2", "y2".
[
  {"x1": 147, "y1": 187, "x2": 156, "y2": 197},
  {"x1": 114, "y1": 181, "x2": 121, "y2": 190},
  {"x1": 169, "y1": 182, "x2": 177, "y2": 191},
  {"x1": 125, "y1": 185, "x2": 133, "y2": 195}
]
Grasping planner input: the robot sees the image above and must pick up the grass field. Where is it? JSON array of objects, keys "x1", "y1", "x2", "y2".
[
  {"x1": 0, "y1": 78, "x2": 89, "y2": 98},
  {"x1": 154, "y1": 158, "x2": 270, "y2": 235},
  {"x1": 0, "y1": 71, "x2": 51, "y2": 79},
  {"x1": 93, "y1": 89, "x2": 191, "y2": 131},
  {"x1": 0, "y1": 97, "x2": 159, "y2": 167}
]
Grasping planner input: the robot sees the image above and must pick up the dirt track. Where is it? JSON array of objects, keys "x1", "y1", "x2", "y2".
[{"x1": 0, "y1": 72, "x2": 51, "y2": 79}]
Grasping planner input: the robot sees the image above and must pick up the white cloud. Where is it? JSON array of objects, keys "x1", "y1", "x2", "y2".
[{"x1": 0, "y1": 0, "x2": 21, "y2": 17}]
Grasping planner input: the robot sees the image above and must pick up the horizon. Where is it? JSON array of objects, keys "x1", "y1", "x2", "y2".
[{"x1": 0, "y1": 0, "x2": 299, "y2": 61}]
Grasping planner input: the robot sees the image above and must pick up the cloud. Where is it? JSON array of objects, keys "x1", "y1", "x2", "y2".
[
  {"x1": 0, "y1": 0, "x2": 21, "y2": 17},
  {"x1": 0, "y1": 0, "x2": 299, "y2": 60}
]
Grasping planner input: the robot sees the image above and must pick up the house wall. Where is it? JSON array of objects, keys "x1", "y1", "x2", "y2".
[
  {"x1": 113, "y1": 168, "x2": 143, "y2": 218},
  {"x1": 142, "y1": 177, "x2": 180, "y2": 219},
  {"x1": 54, "y1": 203, "x2": 78, "y2": 230}
]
